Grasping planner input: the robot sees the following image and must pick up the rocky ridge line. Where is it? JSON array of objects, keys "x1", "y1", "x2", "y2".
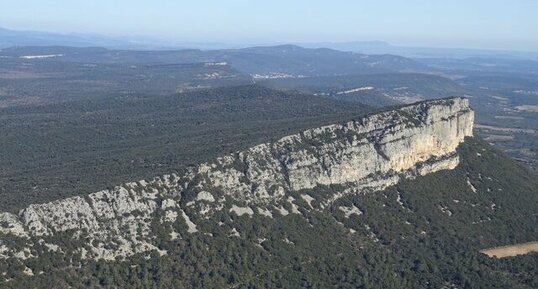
[{"x1": 0, "y1": 97, "x2": 474, "y2": 260}]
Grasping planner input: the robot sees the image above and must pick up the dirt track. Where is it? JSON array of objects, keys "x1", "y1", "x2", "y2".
[{"x1": 480, "y1": 241, "x2": 538, "y2": 258}]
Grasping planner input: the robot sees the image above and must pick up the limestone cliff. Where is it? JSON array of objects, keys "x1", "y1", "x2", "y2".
[{"x1": 0, "y1": 97, "x2": 473, "y2": 260}]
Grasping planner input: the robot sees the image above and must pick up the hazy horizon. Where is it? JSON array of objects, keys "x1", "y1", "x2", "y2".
[{"x1": 1, "y1": 0, "x2": 538, "y2": 51}]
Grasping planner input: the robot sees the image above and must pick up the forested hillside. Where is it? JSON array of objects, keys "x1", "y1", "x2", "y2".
[
  {"x1": 0, "y1": 85, "x2": 369, "y2": 211},
  {"x1": 1, "y1": 138, "x2": 537, "y2": 289}
]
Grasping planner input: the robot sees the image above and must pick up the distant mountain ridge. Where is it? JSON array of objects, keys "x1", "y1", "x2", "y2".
[
  {"x1": 2, "y1": 26, "x2": 537, "y2": 59},
  {"x1": 0, "y1": 27, "x2": 142, "y2": 49},
  {"x1": 0, "y1": 44, "x2": 428, "y2": 76}
]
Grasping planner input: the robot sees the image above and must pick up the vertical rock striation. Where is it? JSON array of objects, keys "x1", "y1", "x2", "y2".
[{"x1": 194, "y1": 97, "x2": 473, "y2": 202}]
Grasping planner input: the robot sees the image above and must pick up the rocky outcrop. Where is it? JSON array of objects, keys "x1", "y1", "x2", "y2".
[
  {"x1": 0, "y1": 97, "x2": 474, "y2": 260},
  {"x1": 194, "y1": 97, "x2": 473, "y2": 203}
]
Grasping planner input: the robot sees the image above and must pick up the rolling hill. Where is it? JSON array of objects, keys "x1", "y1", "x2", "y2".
[{"x1": 0, "y1": 45, "x2": 428, "y2": 77}]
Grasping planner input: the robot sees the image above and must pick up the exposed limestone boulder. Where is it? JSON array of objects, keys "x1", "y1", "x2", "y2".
[
  {"x1": 229, "y1": 205, "x2": 254, "y2": 216},
  {"x1": 196, "y1": 191, "x2": 215, "y2": 202}
]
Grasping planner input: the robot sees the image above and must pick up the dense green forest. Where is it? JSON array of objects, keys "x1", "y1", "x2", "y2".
[
  {"x1": 0, "y1": 85, "x2": 369, "y2": 211},
  {"x1": 1, "y1": 138, "x2": 537, "y2": 288},
  {"x1": 2, "y1": 46, "x2": 537, "y2": 170},
  {"x1": 0, "y1": 59, "x2": 251, "y2": 106},
  {"x1": 1, "y1": 45, "x2": 537, "y2": 288}
]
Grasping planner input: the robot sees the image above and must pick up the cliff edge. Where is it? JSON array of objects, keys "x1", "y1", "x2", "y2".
[{"x1": 0, "y1": 97, "x2": 474, "y2": 260}]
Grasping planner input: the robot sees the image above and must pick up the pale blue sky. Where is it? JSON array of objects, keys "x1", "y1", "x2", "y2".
[{"x1": 1, "y1": 0, "x2": 537, "y2": 50}]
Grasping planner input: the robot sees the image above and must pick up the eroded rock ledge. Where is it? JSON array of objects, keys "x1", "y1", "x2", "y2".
[{"x1": 0, "y1": 97, "x2": 474, "y2": 260}]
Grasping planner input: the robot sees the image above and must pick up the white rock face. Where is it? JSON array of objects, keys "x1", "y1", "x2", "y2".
[
  {"x1": 339, "y1": 205, "x2": 363, "y2": 218},
  {"x1": 257, "y1": 207, "x2": 273, "y2": 218},
  {"x1": 193, "y1": 97, "x2": 473, "y2": 203},
  {"x1": 196, "y1": 191, "x2": 215, "y2": 202},
  {"x1": 301, "y1": 194, "x2": 315, "y2": 208},
  {"x1": 181, "y1": 211, "x2": 198, "y2": 233},
  {"x1": 229, "y1": 205, "x2": 254, "y2": 216},
  {"x1": 0, "y1": 97, "x2": 473, "y2": 261},
  {"x1": 0, "y1": 213, "x2": 28, "y2": 238}
]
